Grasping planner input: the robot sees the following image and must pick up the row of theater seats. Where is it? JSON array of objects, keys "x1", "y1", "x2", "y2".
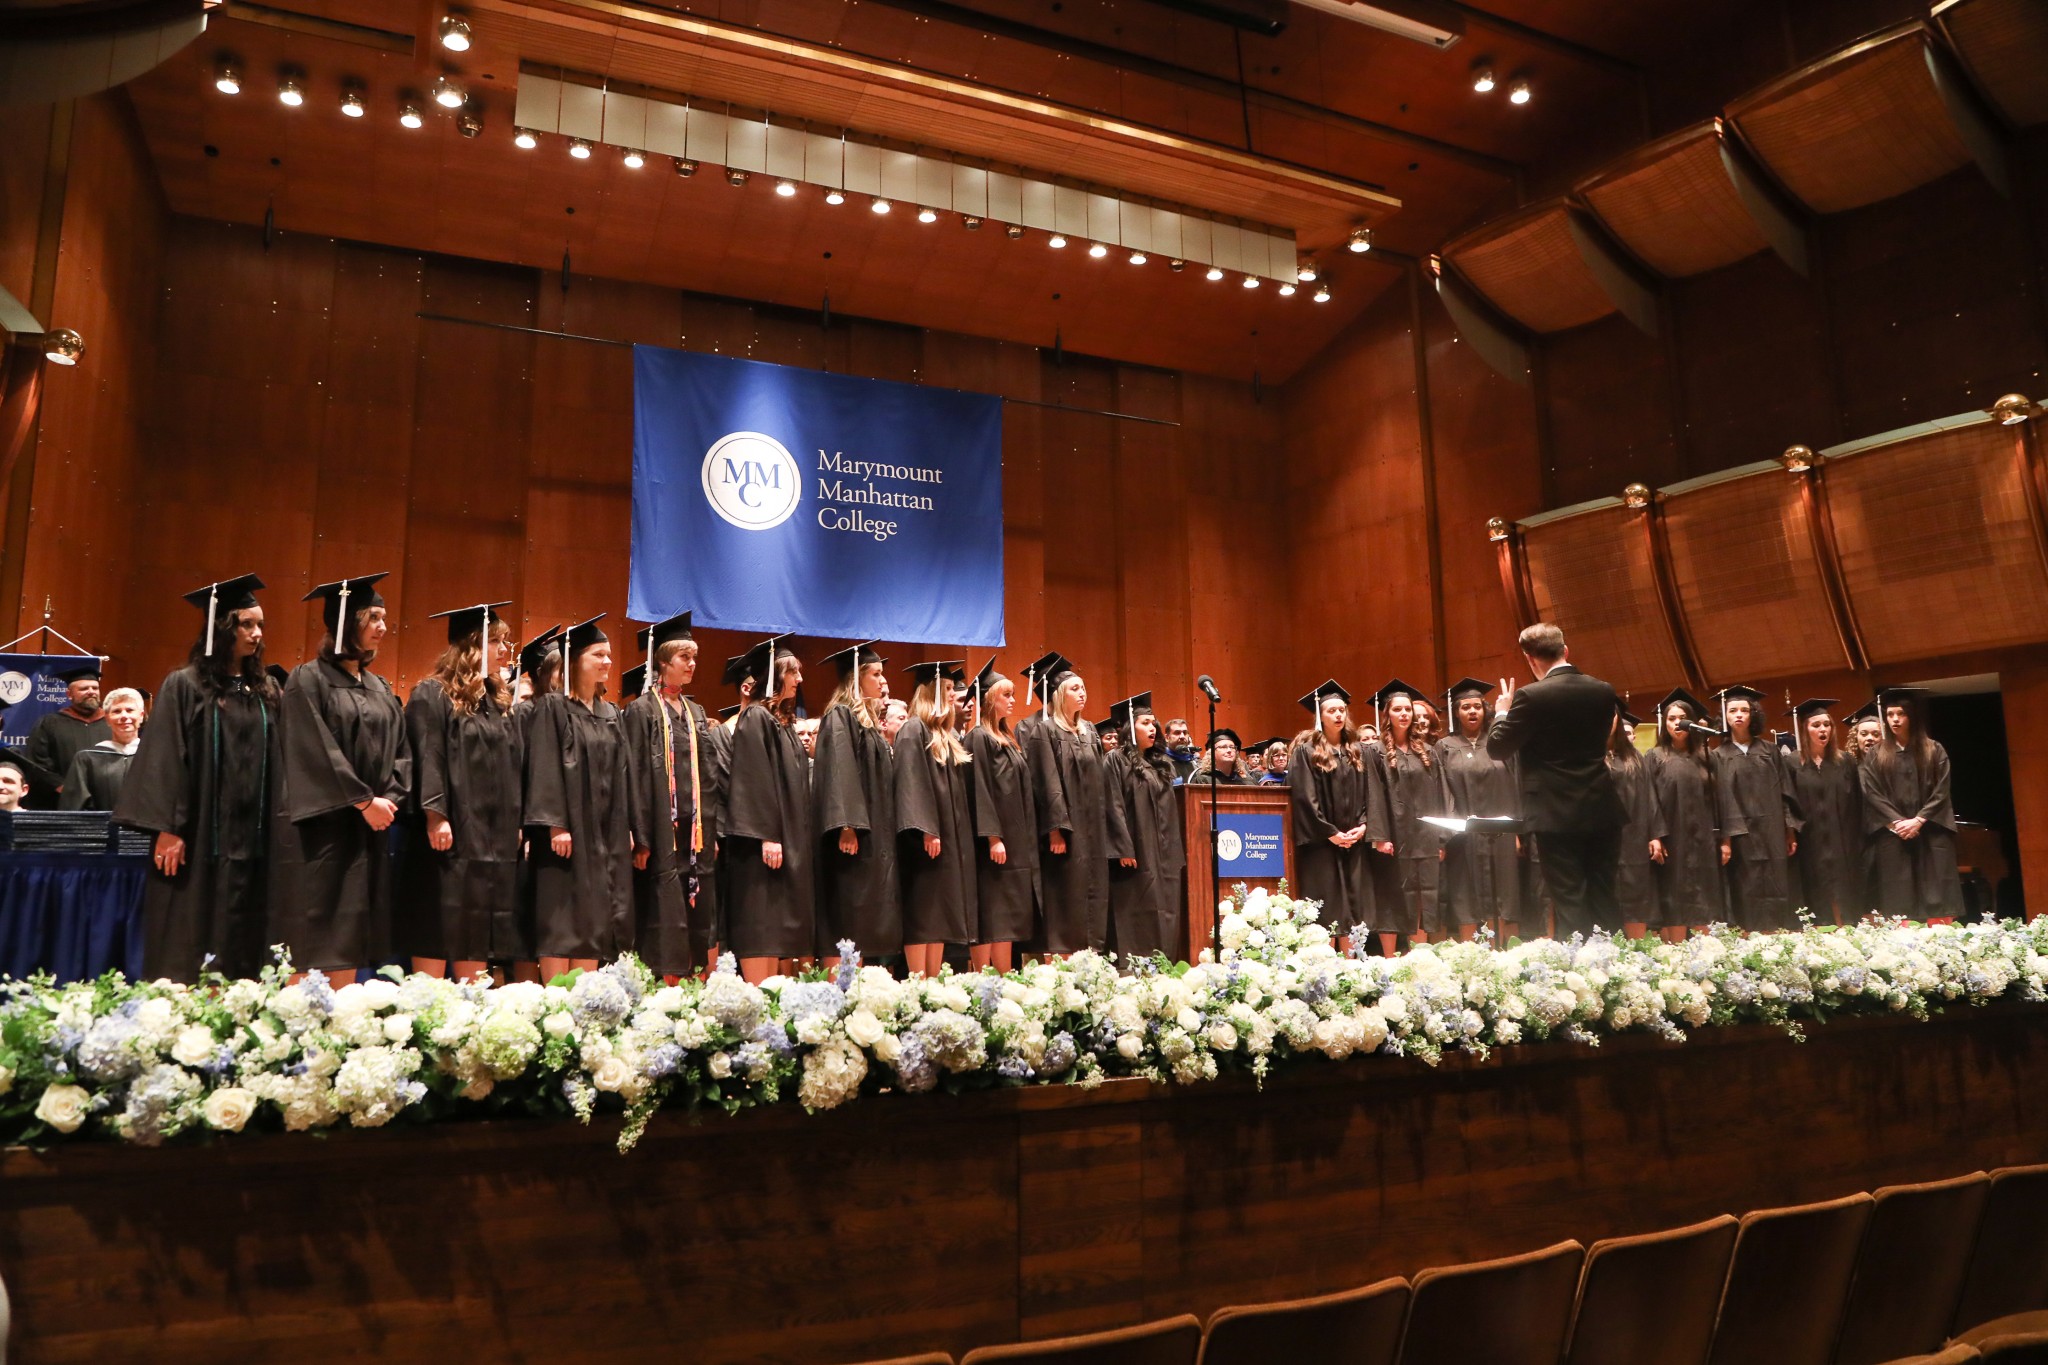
[{"x1": 848, "y1": 1163, "x2": 2048, "y2": 1365}]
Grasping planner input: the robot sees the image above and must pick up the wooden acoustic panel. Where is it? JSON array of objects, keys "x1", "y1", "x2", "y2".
[
  {"x1": 1658, "y1": 465, "x2": 1849, "y2": 683},
  {"x1": 1934, "y1": 0, "x2": 2048, "y2": 129},
  {"x1": 1727, "y1": 27, "x2": 1972, "y2": 215},
  {"x1": 1519, "y1": 501, "x2": 1685, "y2": 700},
  {"x1": 1577, "y1": 122, "x2": 1769, "y2": 278},
  {"x1": 1443, "y1": 203, "x2": 1615, "y2": 335},
  {"x1": 1823, "y1": 414, "x2": 2048, "y2": 664}
]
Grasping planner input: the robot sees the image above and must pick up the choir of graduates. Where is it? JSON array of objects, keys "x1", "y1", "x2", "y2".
[{"x1": 92, "y1": 570, "x2": 1972, "y2": 987}]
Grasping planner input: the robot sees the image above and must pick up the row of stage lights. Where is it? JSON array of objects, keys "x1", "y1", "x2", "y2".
[{"x1": 212, "y1": 43, "x2": 1368, "y2": 301}]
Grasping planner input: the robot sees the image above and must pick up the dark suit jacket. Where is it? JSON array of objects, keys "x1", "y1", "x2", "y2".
[{"x1": 1485, "y1": 664, "x2": 1627, "y2": 834}]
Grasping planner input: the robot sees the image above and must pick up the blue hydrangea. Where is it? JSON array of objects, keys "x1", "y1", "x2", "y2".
[
  {"x1": 643, "y1": 1043, "x2": 685, "y2": 1079},
  {"x1": 298, "y1": 970, "x2": 336, "y2": 1016},
  {"x1": 997, "y1": 1055, "x2": 1034, "y2": 1080},
  {"x1": 1042, "y1": 1032, "x2": 1077, "y2": 1074},
  {"x1": 77, "y1": 1014, "x2": 143, "y2": 1084},
  {"x1": 891, "y1": 1034, "x2": 937, "y2": 1093},
  {"x1": 751, "y1": 1020, "x2": 794, "y2": 1057},
  {"x1": 834, "y1": 940, "x2": 861, "y2": 992},
  {"x1": 570, "y1": 971, "x2": 633, "y2": 1031},
  {"x1": 778, "y1": 981, "x2": 847, "y2": 1027}
]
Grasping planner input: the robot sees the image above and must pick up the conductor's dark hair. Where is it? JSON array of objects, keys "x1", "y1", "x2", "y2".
[
  {"x1": 1518, "y1": 622, "x2": 1566, "y2": 664},
  {"x1": 188, "y1": 607, "x2": 278, "y2": 701}
]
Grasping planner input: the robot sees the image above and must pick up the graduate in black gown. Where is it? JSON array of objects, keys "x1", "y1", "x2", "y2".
[
  {"x1": 524, "y1": 615, "x2": 634, "y2": 977},
  {"x1": 812, "y1": 641, "x2": 900, "y2": 966},
  {"x1": 1288, "y1": 681, "x2": 1392, "y2": 951},
  {"x1": 968, "y1": 660, "x2": 1038, "y2": 973},
  {"x1": 1374, "y1": 681, "x2": 1449, "y2": 940},
  {"x1": 1103, "y1": 693, "x2": 1184, "y2": 961},
  {"x1": 1435, "y1": 678, "x2": 1522, "y2": 939},
  {"x1": 621, "y1": 611, "x2": 717, "y2": 979},
  {"x1": 1023, "y1": 655, "x2": 1129, "y2": 954},
  {"x1": 723, "y1": 638, "x2": 815, "y2": 981},
  {"x1": 1861, "y1": 687, "x2": 1965, "y2": 919},
  {"x1": 1785, "y1": 698, "x2": 1866, "y2": 925},
  {"x1": 403, "y1": 602, "x2": 526, "y2": 979},
  {"x1": 1643, "y1": 689, "x2": 1724, "y2": 935},
  {"x1": 1607, "y1": 708, "x2": 1662, "y2": 936},
  {"x1": 894, "y1": 659, "x2": 978, "y2": 976},
  {"x1": 272, "y1": 573, "x2": 412, "y2": 978},
  {"x1": 115, "y1": 575, "x2": 281, "y2": 981},
  {"x1": 1709, "y1": 685, "x2": 1803, "y2": 932},
  {"x1": 60, "y1": 686, "x2": 144, "y2": 812}
]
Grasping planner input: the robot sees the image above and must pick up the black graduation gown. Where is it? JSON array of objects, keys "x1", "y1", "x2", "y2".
[
  {"x1": 273, "y1": 659, "x2": 412, "y2": 969},
  {"x1": 1860, "y1": 742, "x2": 1964, "y2": 918},
  {"x1": 893, "y1": 717, "x2": 978, "y2": 945},
  {"x1": 722, "y1": 705, "x2": 815, "y2": 959},
  {"x1": 700, "y1": 719, "x2": 732, "y2": 950},
  {"x1": 523, "y1": 693, "x2": 634, "y2": 960},
  {"x1": 1789, "y1": 754, "x2": 1867, "y2": 923},
  {"x1": 403, "y1": 679, "x2": 527, "y2": 963},
  {"x1": 1609, "y1": 754, "x2": 1661, "y2": 926},
  {"x1": 1105, "y1": 748, "x2": 1184, "y2": 960},
  {"x1": 113, "y1": 668, "x2": 278, "y2": 981},
  {"x1": 26, "y1": 708, "x2": 110, "y2": 808},
  {"x1": 1023, "y1": 715, "x2": 1130, "y2": 953},
  {"x1": 969, "y1": 726, "x2": 1040, "y2": 944},
  {"x1": 1288, "y1": 739, "x2": 1389, "y2": 932},
  {"x1": 1435, "y1": 735, "x2": 1520, "y2": 927},
  {"x1": 1643, "y1": 746, "x2": 1725, "y2": 926},
  {"x1": 1711, "y1": 741, "x2": 1804, "y2": 931},
  {"x1": 59, "y1": 744, "x2": 134, "y2": 812},
  {"x1": 1381, "y1": 744, "x2": 1449, "y2": 934},
  {"x1": 621, "y1": 691, "x2": 716, "y2": 976},
  {"x1": 813, "y1": 704, "x2": 901, "y2": 959}
]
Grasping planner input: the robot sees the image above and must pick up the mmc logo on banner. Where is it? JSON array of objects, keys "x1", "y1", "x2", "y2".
[{"x1": 631, "y1": 346, "x2": 1005, "y2": 645}]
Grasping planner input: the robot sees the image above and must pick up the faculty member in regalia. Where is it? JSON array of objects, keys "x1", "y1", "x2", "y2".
[
  {"x1": 812, "y1": 640, "x2": 900, "y2": 966},
  {"x1": 61, "y1": 686, "x2": 145, "y2": 813}
]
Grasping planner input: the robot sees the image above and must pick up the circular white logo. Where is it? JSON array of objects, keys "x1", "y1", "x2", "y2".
[
  {"x1": 701, "y1": 431, "x2": 801, "y2": 531},
  {"x1": 1216, "y1": 830, "x2": 1243, "y2": 861},
  {"x1": 0, "y1": 671, "x2": 30, "y2": 706}
]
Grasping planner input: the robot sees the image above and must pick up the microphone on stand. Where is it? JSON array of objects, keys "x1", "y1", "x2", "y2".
[
  {"x1": 1197, "y1": 672, "x2": 1223, "y2": 960},
  {"x1": 1197, "y1": 674, "x2": 1222, "y2": 704}
]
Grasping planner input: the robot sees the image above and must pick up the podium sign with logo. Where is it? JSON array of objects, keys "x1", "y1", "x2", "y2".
[
  {"x1": 1180, "y1": 785, "x2": 1294, "y2": 963},
  {"x1": 0, "y1": 653, "x2": 87, "y2": 764}
]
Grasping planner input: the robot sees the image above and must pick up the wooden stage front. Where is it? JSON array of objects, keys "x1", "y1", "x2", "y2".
[{"x1": 3, "y1": 1004, "x2": 2045, "y2": 1364}]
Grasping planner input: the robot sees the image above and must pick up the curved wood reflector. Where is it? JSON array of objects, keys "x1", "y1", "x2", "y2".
[
  {"x1": 1932, "y1": 0, "x2": 2048, "y2": 130},
  {"x1": 1518, "y1": 500, "x2": 1687, "y2": 699}
]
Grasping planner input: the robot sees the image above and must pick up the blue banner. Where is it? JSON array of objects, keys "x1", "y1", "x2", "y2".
[
  {"x1": 631, "y1": 347, "x2": 1005, "y2": 645},
  {"x1": 0, "y1": 653, "x2": 87, "y2": 763},
  {"x1": 1215, "y1": 812, "x2": 1287, "y2": 876}
]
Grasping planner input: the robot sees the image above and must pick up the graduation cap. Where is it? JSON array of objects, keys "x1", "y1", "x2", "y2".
[
  {"x1": 182, "y1": 574, "x2": 265, "y2": 655},
  {"x1": 822, "y1": 640, "x2": 885, "y2": 681},
  {"x1": 1021, "y1": 651, "x2": 1074, "y2": 704},
  {"x1": 721, "y1": 651, "x2": 753, "y2": 689},
  {"x1": 1250, "y1": 735, "x2": 1288, "y2": 755},
  {"x1": 52, "y1": 659, "x2": 102, "y2": 683},
  {"x1": 741, "y1": 636, "x2": 786, "y2": 696},
  {"x1": 265, "y1": 663, "x2": 290, "y2": 689},
  {"x1": 1371, "y1": 679, "x2": 1427, "y2": 712},
  {"x1": 904, "y1": 659, "x2": 965, "y2": 691},
  {"x1": 304, "y1": 572, "x2": 391, "y2": 656},
  {"x1": 1446, "y1": 677, "x2": 1493, "y2": 706},
  {"x1": 1299, "y1": 679, "x2": 1351, "y2": 714},
  {"x1": 1108, "y1": 692, "x2": 1154, "y2": 736},
  {"x1": 943, "y1": 662, "x2": 968, "y2": 686},
  {"x1": 969, "y1": 656, "x2": 1001, "y2": 702},
  {"x1": 618, "y1": 663, "x2": 647, "y2": 699},
  {"x1": 1848, "y1": 697, "x2": 1881, "y2": 724},
  {"x1": 1204, "y1": 728, "x2": 1242, "y2": 750},
  {"x1": 634, "y1": 611, "x2": 694, "y2": 655},
  {"x1": 717, "y1": 703, "x2": 741, "y2": 721},
  {"x1": 1658, "y1": 687, "x2": 1707, "y2": 718},
  {"x1": 518, "y1": 626, "x2": 563, "y2": 680},
  {"x1": 1788, "y1": 697, "x2": 1840, "y2": 722},
  {"x1": 430, "y1": 601, "x2": 513, "y2": 681},
  {"x1": 556, "y1": 614, "x2": 607, "y2": 682},
  {"x1": 1617, "y1": 702, "x2": 1644, "y2": 728},
  {"x1": 1878, "y1": 685, "x2": 1934, "y2": 710}
]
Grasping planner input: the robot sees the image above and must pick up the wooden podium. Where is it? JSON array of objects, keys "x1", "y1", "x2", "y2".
[{"x1": 1178, "y1": 783, "x2": 1294, "y2": 962}]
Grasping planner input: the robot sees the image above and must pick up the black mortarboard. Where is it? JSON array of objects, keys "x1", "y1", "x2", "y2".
[
  {"x1": 1618, "y1": 707, "x2": 1644, "y2": 728},
  {"x1": 1878, "y1": 686, "x2": 1934, "y2": 709},
  {"x1": 904, "y1": 659, "x2": 965, "y2": 689},
  {"x1": 304, "y1": 572, "x2": 390, "y2": 653},
  {"x1": 1023, "y1": 651, "x2": 1075, "y2": 701},
  {"x1": 1298, "y1": 679, "x2": 1351, "y2": 713},
  {"x1": 721, "y1": 652, "x2": 752, "y2": 688},
  {"x1": 518, "y1": 626, "x2": 563, "y2": 679},
  {"x1": 1716, "y1": 684, "x2": 1765, "y2": 702},
  {"x1": 634, "y1": 611, "x2": 694, "y2": 654},
  {"x1": 1109, "y1": 692, "x2": 1154, "y2": 733},
  {"x1": 1205, "y1": 728, "x2": 1242, "y2": 749},
  {"x1": 1848, "y1": 697, "x2": 1880, "y2": 724},
  {"x1": 718, "y1": 703, "x2": 741, "y2": 721},
  {"x1": 969, "y1": 657, "x2": 1001, "y2": 701},
  {"x1": 1658, "y1": 687, "x2": 1707, "y2": 717},
  {"x1": 943, "y1": 662, "x2": 968, "y2": 686},
  {"x1": 1093, "y1": 715, "x2": 1119, "y2": 735},
  {"x1": 1446, "y1": 677, "x2": 1492, "y2": 704},
  {"x1": 265, "y1": 664, "x2": 290, "y2": 689},
  {"x1": 53, "y1": 659, "x2": 102, "y2": 683},
  {"x1": 562, "y1": 614, "x2": 607, "y2": 663},
  {"x1": 1251, "y1": 736, "x2": 1287, "y2": 754},
  {"x1": 823, "y1": 640, "x2": 885, "y2": 681},
  {"x1": 1372, "y1": 679, "x2": 1426, "y2": 711},
  {"x1": 618, "y1": 663, "x2": 647, "y2": 698},
  {"x1": 429, "y1": 601, "x2": 511, "y2": 645},
  {"x1": 183, "y1": 573, "x2": 266, "y2": 658},
  {"x1": 1789, "y1": 697, "x2": 1839, "y2": 721},
  {"x1": 742, "y1": 636, "x2": 786, "y2": 694}
]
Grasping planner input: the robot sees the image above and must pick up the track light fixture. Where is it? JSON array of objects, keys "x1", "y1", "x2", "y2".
[
  {"x1": 399, "y1": 103, "x2": 424, "y2": 129},
  {"x1": 514, "y1": 128, "x2": 538, "y2": 149},
  {"x1": 726, "y1": 168, "x2": 748, "y2": 187},
  {"x1": 917, "y1": 207, "x2": 938, "y2": 223},
  {"x1": 438, "y1": 16, "x2": 472, "y2": 51},
  {"x1": 40, "y1": 328, "x2": 84, "y2": 366},
  {"x1": 622, "y1": 149, "x2": 645, "y2": 169},
  {"x1": 824, "y1": 189, "x2": 844, "y2": 204},
  {"x1": 457, "y1": 110, "x2": 482, "y2": 139},
  {"x1": 1242, "y1": 274, "x2": 1260, "y2": 288},
  {"x1": 1088, "y1": 241, "x2": 1108, "y2": 258},
  {"x1": 1048, "y1": 233, "x2": 1068, "y2": 248},
  {"x1": 775, "y1": 179, "x2": 797, "y2": 197},
  {"x1": 674, "y1": 158, "x2": 697, "y2": 177},
  {"x1": 1313, "y1": 282, "x2": 1331, "y2": 302},
  {"x1": 1005, "y1": 224, "x2": 1024, "y2": 239},
  {"x1": 870, "y1": 196, "x2": 891, "y2": 213},
  {"x1": 1509, "y1": 80, "x2": 1532, "y2": 105},
  {"x1": 277, "y1": 75, "x2": 304, "y2": 107},
  {"x1": 432, "y1": 75, "x2": 465, "y2": 109},
  {"x1": 1205, "y1": 266, "x2": 1224, "y2": 281},
  {"x1": 1279, "y1": 282, "x2": 1296, "y2": 296},
  {"x1": 341, "y1": 89, "x2": 365, "y2": 118},
  {"x1": 568, "y1": 137, "x2": 593, "y2": 159},
  {"x1": 1296, "y1": 260, "x2": 1318, "y2": 283},
  {"x1": 1128, "y1": 251, "x2": 1146, "y2": 265},
  {"x1": 1472, "y1": 65, "x2": 1496, "y2": 93},
  {"x1": 1992, "y1": 393, "x2": 2038, "y2": 426},
  {"x1": 214, "y1": 59, "x2": 241, "y2": 95},
  {"x1": 962, "y1": 216, "x2": 982, "y2": 230},
  {"x1": 1347, "y1": 226, "x2": 1372, "y2": 253},
  {"x1": 1169, "y1": 259, "x2": 1185, "y2": 272}
]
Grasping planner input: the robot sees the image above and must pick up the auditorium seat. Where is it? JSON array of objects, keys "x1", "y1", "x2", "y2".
[
  {"x1": 1197, "y1": 1277, "x2": 1408, "y2": 1365},
  {"x1": 1870, "y1": 1347, "x2": 1979, "y2": 1365},
  {"x1": 959, "y1": 1315, "x2": 1203, "y2": 1365},
  {"x1": 1707, "y1": 1192, "x2": 1874, "y2": 1365},
  {"x1": 1974, "y1": 1331, "x2": 2048, "y2": 1365},
  {"x1": 1953, "y1": 1164, "x2": 2048, "y2": 1335},
  {"x1": 1835, "y1": 1172, "x2": 1992, "y2": 1365},
  {"x1": 1957, "y1": 1314, "x2": 2048, "y2": 1350},
  {"x1": 1563, "y1": 1214, "x2": 1739, "y2": 1365},
  {"x1": 1395, "y1": 1239, "x2": 1585, "y2": 1365}
]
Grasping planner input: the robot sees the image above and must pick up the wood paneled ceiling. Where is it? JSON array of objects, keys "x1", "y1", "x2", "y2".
[{"x1": 120, "y1": 0, "x2": 1760, "y2": 381}]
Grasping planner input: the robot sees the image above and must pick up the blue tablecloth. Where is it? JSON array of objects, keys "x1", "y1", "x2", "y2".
[{"x1": 0, "y1": 852, "x2": 147, "y2": 983}]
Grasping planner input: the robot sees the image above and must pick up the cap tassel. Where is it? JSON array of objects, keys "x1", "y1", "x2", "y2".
[
  {"x1": 334, "y1": 583, "x2": 351, "y2": 658},
  {"x1": 204, "y1": 581, "x2": 218, "y2": 657},
  {"x1": 481, "y1": 610, "x2": 492, "y2": 692}
]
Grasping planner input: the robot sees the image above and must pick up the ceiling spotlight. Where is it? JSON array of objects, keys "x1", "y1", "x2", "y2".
[
  {"x1": 1313, "y1": 282, "x2": 1331, "y2": 302},
  {"x1": 726, "y1": 168, "x2": 748, "y2": 187},
  {"x1": 1169, "y1": 259, "x2": 1185, "y2": 272},
  {"x1": 1242, "y1": 274, "x2": 1261, "y2": 288},
  {"x1": 870, "y1": 196, "x2": 891, "y2": 214},
  {"x1": 775, "y1": 179, "x2": 797, "y2": 197},
  {"x1": 432, "y1": 75, "x2": 465, "y2": 109},
  {"x1": 514, "y1": 128, "x2": 538, "y2": 149},
  {"x1": 457, "y1": 110, "x2": 482, "y2": 139},
  {"x1": 399, "y1": 103, "x2": 424, "y2": 129},
  {"x1": 341, "y1": 89, "x2": 365, "y2": 118},
  {"x1": 567, "y1": 137, "x2": 593, "y2": 160},
  {"x1": 277, "y1": 75, "x2": 304, "y2": 107},
  {"x1": 1048, "y1": 233, "x2": 1068, "y2": 249},
  {"x1": 1509, "y1": 80, "x2": 1532, "y2": 105},
  {"x1": 1128, "y1": 251, "x2": 1147, "y2": 265},
  {"x1": 40, "y1": 328, "x2": 84, "y2": 366},
  {"x1": 824, "y1": 188, "x2": 844, "y2": 204},
  {"x1": 623, "y1": 149, "x2": 645, "y2": 169},
  {"x1": 1472, "y1": 66, "x2": 1496, "y2": 93},
  {"x1": 1205, "y1": 266, "x2": 1224, "y2": 281},
  {"x1": 1279, "y1": 282, "x2": 1296, "y2": 296},
  {"x1": 214, "y1": 60, "x2": 241, "y2": 95},
  {"x1": 917, "y1": 207, "x2": 938, "y2": 223},
  {"x1": 674, "y1": 158, "x2": 697, "y2": 177},
  {"x1": 1005, "y1": 224, "x2": 1024, "y2": 239},
  {"x1": 1297, "y1": 260, "x2": 1318, "y2": 283},
  {"x1": 438, "y1": 15, "x2": 472, "y2": 51},
  {"x1": 1347, "y1": 226, "x2": 1373, "y2": 253},
  {"x1": 1087, "y1": 242, "x2": 1108, "y2": 258},
  {"x1": 962, "y1": 216, "x2": 982, "y2": 230}
]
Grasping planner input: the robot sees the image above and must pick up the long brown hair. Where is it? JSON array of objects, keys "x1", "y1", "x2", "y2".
[
  {"x1": 1384, "y1": 693, "x2": 1434, "y2": 770},
  {"x1": 752, "y1": 650, "x2": 801, "y2": 725},
  {"x1": 1874, "y1": 699, "x2": 1937, "y2": 779},
  {"x1": 1654, "y1": 698, "x2": 1707, "y2": 767},
  {"x1": 911, "y1": 680, "x2": 968, "y2": 764},
  {"x1": 1292, "y1": 697, "x2": 1361, "y2": 773},
  {"x1": 432, "y1": 624, "x2": 513, "y2": 715},
  {"x1": 318, "y1": 605, "x2": 383, "y2": 666},
  {"x1": 186, "y1": 607, "x2": 278, "y2": 701},
  {"x1": 1796, "y1": 709, "x2": 1842, "y2": 769}
]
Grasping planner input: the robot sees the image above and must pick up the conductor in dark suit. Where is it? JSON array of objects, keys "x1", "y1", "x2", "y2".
[{"x1": 1485, "y1": 623, "x2": 1627, "y2": 936}]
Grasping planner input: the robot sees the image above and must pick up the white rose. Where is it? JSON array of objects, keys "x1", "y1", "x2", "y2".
[
  {"x1": 35, "y1": 1083, "x2": 90, "y2": 1134},
  {"x1": 591, "y1": 1055, "x2": 635, "y2": 1093},
  {"x1": 707, "y1": 1051, "x2": 733, "y2": 1079},
  {"x1": 1175, "y1": 1007, "x2": 1203, "y2": 1033},
  {"x1": 995, "y1": 999, "x2": 1026, "y2": 1024},
  {"x1": 843, "y1": 1010, "x2": 886, "y2": 1048},
  {"x1": 170, "y1": 1025, "x2": 218, "y2": 1068},
  {"x1": 1116, "y1": 1033, "x2": 1144, "y2": 1060},
  {"x1": 1219, "y1": 914, "x2": 1250, "y2": 951},
  {"x1": 873, "y1": 1034, "x2": 902, "y2": 1063},
  {"x1": 543, "y1": 1012, "x2": 574, "y2": 1037},
  {"x1": 382, "y1": 1014, "x2": 416, "y2": 1044},
  {"x1": 1206, "y1": 1022, "x2": 1239, "y2": 1052},
  {"x1": 203, "y1": 1086, "x2": 257, "y2": 1132},
  {"x1": 795, "y1": 1017, "x2": 832, "y2": 1047}
]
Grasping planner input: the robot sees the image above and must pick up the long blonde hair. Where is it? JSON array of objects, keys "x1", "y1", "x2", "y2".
[
  {"x1": 976, "y1": 673, "x2": 1018, "y2": 747},
  {"x1": 432, "y1": 623, "x2": 514, "y2": 715},
  {"x1": 1049, "y1": 673, "x2": 1086, "y2": 735},
  {"x1": 912, "y1": 680, "x2": 969, "y2": 764},
  {"x1": 825, "y1": 663, "x2": 880, "y2": 731}
]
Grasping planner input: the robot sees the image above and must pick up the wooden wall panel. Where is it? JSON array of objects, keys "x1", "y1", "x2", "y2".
[
  {"x1": 1671, "y1": 251, "x2": 1843, "y2": 469},
  {"x1": 0, "y1": 102, "x2": 54, "y2": 314},
  {"x1": 1541, "y1": 312, "x2": 1684, "y2": 507}
]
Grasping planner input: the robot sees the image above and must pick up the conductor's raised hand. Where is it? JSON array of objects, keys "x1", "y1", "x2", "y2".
[{"x1": 1495, "y1": 678, "x2": 1516, "y2": 717}]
